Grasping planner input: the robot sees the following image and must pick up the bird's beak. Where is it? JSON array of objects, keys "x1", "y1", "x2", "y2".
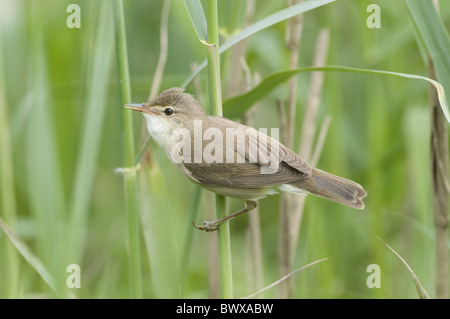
[{"x1": 124, "y1": 103, "x2": 154, "y2": 114}]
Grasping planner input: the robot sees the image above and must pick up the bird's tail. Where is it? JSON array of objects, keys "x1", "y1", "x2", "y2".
[{"x1": 288, "y1": 168, "x2": 367, "y2": 209}]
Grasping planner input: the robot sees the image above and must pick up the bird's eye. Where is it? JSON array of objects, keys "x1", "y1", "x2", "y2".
[{"x1": 163, "y1": 107, "x2": 174, "y2": 116}]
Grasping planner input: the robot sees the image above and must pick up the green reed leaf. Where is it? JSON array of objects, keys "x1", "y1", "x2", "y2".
[
  {"x1": 222, "y1": 65, "x2": 449, "y2": 121},
  {"x1": 181, "y1": 0, "x2": 336, "y2": 88}
]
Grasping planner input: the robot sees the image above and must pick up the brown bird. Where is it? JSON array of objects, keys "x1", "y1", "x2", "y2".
[{"x1": 125, "y1": 87, "x2": 367, "y2": 231}]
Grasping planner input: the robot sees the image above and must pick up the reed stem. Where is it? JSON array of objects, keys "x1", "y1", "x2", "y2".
[
  {"x1": 205, "y1": 0, "x2": 233, "y2": 299},
  {"x1": 0, "y1": 24, "x2": 19, "y2": 297},
  {"x1": 112, "y1": 0, "x2": 142, "y2": 298}
]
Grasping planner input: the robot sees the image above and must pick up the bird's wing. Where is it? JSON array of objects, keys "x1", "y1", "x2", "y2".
[{"x1": 181, "y1": 116, "x2": 311, "y2": 188}]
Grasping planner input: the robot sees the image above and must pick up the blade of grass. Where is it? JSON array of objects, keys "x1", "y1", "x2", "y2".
[
  {"x1": 27, "y1": 1, "x2": 66, "y2": 296},
  {"x1": 0, "y1": 217, "x2": 55, "y2": 293},
  {"x1": 112, "y1": 0, "x2": 142, "y2": 299},
  {"x1": 0, "y1": 22, "x2": 19, "y2": 297},
  {"x1": 242, "y1": 258, "x2": 328, "y2": 299},
  {"x1": 183, "y1": 0, "x2": 207, "y2": 42},
  {"x1": 181, "y1": 0, "x2": 336, "y2": 88},
  {"x1": 222, "y1": 65, "x2": 449, "y2": 121},
  {"x1": 68, "y1": 0, "x2": 114, "y2": 265},
  {"x1": 404, "y1": 0, "x2": 450, "y2": 96},
  {"x1": 378, "y1": 237, "x2": 430, "y2": 299}
]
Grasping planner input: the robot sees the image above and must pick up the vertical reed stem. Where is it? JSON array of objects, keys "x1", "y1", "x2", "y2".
[
  {"x1": 113, "y1": 0, "x2": 142, "y2": 298},
  {"x1": 0, "y1": 24, "x2": 19, "y2": 297},
  {"x1": 206, "y1": 0, "x2": 222, "y2": 116},
  {"x1": 205, "y1": 0, "x2": 233, "y2": 299},
  {"x1": 428, "y1": 57, "x2": 449, "y2": 299},
  {"x1": 278, "y1": 0, "x2": 304, "y2": 298}
]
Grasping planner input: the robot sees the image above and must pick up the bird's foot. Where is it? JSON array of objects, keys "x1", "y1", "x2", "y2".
[
  {"x1": 193, "y1": 220, "x2": 219, "y2": 232},
  {"x1": 192, "y1": 200, "x2": 258, "y2": 232}
]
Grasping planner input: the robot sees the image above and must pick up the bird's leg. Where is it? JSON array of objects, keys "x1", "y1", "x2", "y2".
[{"x1": 193, "y1": 200, "x2": 257, "y2": 232}]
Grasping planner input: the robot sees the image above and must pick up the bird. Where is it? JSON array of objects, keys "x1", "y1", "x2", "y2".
[{"x1": 125, "y1": 87, "x2": 367, "y2": 231}]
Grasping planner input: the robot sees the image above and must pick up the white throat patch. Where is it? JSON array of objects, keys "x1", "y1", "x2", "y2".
[{"x1": 143, "y1": 113, "x2": 172, "y2": 149}]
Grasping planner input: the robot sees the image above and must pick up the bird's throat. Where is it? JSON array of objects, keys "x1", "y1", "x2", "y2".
[{"x1": 144, "y1": 113, "x2": 173, "y2": 150}]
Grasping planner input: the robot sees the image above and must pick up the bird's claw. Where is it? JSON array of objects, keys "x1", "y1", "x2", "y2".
[{"x1": 192, "y1": 220, "x2": 219, "y2": 232}]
